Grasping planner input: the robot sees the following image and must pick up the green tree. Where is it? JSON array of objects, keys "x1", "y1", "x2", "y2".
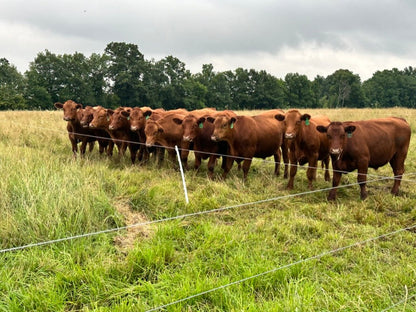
[
  {"x1": 311, "y1": 75, "x2": 326, "y2": 108},
  {"x1": 0, "y1": 58, "x2": 27, "y2": 110},
  {"x1": 363, "y1": 68, "x2": 416, "y2": 108},
  {"x1": 250, "y1": 69, "x2": 285, "y2": 109},
  {"x1": 149, "y1": 56, "x2": 190, "y2": 110},
  {"x1": 325, "y1": 69, "x2": 365, "y2": 108},
  {"x1": 25, "y1": 50, "x2": 107, "y2": 108},
  {"x1": 284, "y1": 73, "x2": 313, "y2": 108},
  {"x1": 104, "y1": 42, "x2": 147, "y2": 107}
]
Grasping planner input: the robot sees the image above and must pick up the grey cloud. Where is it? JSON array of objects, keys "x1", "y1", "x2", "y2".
[{"x1": 1, "y1": 0, "x2": 416, "y2": 64}]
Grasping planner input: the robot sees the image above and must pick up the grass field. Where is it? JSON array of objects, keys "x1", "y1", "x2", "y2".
[{"x1": 0, "y1": 108, "x2": 416, "y2": 311}]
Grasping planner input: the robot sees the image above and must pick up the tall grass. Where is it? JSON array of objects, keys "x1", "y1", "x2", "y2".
[{"x1": 0, "y1": 108, "x2": 415, "y2": 311}]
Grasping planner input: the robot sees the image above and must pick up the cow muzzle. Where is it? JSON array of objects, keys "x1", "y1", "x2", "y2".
[
  {"x1": 131, "y1": 126, "x2": 138, "y2": 131},
  {"x1": 330, "y1": 148, "x2": 342, "y2": 155},
  {"x1": 183, "y1": 136, "x2": 193, "y2": 142},
  {"x1": 285, "y1": 132, "x2": 296, "y2": 139},
  {"x1": 211, "y1": 135, "x2": 219, "y2": 142}
]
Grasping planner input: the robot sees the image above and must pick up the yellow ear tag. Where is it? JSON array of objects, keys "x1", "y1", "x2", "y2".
[
  {"x1": 230, "y1": 122, "x2": 234, "y2": 129},
  {"x1": 199, "y1": 122, "x2": 203, "y2": 129},
  {"x1": 106, "y1": 116, "x2": 110, "y2": 121},
  {"x1": 305, "y1": 118, "x2": 310, "y2": 126},
  {"x1": 347, "y1": 132, "x2": 352, "y2": 138},
  {"x1": 127, "y1": 116, "x2": 130, "y2": 121},
  {"x1": 146, "y1": 115, "x2": 150, "y2": 120}
]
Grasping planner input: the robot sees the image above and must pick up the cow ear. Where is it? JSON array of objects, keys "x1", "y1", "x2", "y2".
[
  {"x1": 316, "y1": 125, "x2": 327, "y2": 133},
  {"x1": 76, "y1": 104, "x2": 83, "y2": 110},
  {"x1": 344, "y1": 125, "x2": 356, "y2": 134},
  {"x1": 173, "y1": 118, "x2": 183, "y2": 125},
  {"x1": 121, "y1": 110, "x2": 130, "y2": 119},
  {"x1": 275, "y1": 114, "x2": 285, "y2": 121},
  {"x1": 144, "y1": 111, "x2": 152, "y2": 120},
  {"x1": 206, "y1": 117, "x2": 215, "y2": 123},
  {"x1": 301, "y1": 114, "x2": 311, "y2": 121},
  {"x1": 230, "y1": 117, "x2": 236, "y2": 129},
  {"x1": 54, "y1": 102, "x2": 63, "y2": 109},
  {"x1": 197, "y1": 117, "x2": 206, "y2": 128},
  {"x1": 107, "y1": 109, "x2": 114, "y2": 115}
]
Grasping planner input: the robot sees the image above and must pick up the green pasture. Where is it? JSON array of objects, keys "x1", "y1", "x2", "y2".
[{"x1": 0, "y1": 108, "x2": 415, "y2": 311}]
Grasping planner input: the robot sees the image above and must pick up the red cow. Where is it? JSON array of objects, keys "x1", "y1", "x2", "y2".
[
  {"x1": 316, "y1": 118, "x2": 411, "y2": 200},
  {"x1": 275, "y1": 109, "x2": 331, "y2": 190},
  {"x1": 89, "y1": 107, "x2": 128, "y2": 158},
  {"x1": 107, "y1": 108, "x2": 142, "y2": 164},
  {"x1": 144, "y1": 111, "x2": 189, "y2": 168},
  {"x1": 254, "y1": 109, "x2": 289, "y2": 178},
  {"x1": 54, "y1": 100, "x2": 96, "y2": 157},
  {"x1": 173, "y1": 110, "x2": 234, "y2": 179},
  {"x1": 79, "y1": 105, "x2": 114, "y2": 156},
  {"x1": 208, "y1": 113, "x2": 285, "y2": 180}
]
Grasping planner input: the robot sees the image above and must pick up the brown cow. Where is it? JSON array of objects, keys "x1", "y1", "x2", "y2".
[
  {"x1": 144, "y1": 111, "x2": 189, "y2": 168},
  {"x1": 254, "y1": 109, "x2": 289, "y2": 178},
  {"x1": 54, "y1": 100, "x2": 96, "y2": 157},
  {"x1": 208, "y1": 112, "x2": 285, "y2": 180},
  {"x1": 79, "y1": 105, "x2": 114, "y2": 156},
  {"x1": 107, "y1": 108, "x2": 142, "y2": 164},
  {"x1": 89, "y1": 107, "x2": 130, "y2": 159},
  {"x1": 316, "y1": 118, "x2": 411, "y2": 200},
  {"x1": 173, "y1": 110, "x2": 234, "y2": 179},
  {"x1": 275, "y1": 109, "x2": 331, "y2": 189}
]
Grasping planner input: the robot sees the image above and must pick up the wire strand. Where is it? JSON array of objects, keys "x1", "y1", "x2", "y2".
[
  {"x1": 145, "y1": 223, "x2": 416, "y2": 312},
  {"x1": 0, "y1": 175, "x2": 406, "y2": 254},
  {"x1": 24, "y1": 123, "x2": 416, "y2": 182}
]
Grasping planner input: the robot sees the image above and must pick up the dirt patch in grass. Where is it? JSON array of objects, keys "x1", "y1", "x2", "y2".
[{"x1": 113, "y1": 198, "x2": 153, "y2": 251}]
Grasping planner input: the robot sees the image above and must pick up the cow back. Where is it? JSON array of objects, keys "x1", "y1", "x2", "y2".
[{"x1": 344, "y1": 118, "x2": 410, "y2": 168}]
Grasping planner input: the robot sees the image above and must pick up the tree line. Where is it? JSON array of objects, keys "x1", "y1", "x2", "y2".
[{"x1": 1, "y1": 42, "x2": 416, "y2": 110}]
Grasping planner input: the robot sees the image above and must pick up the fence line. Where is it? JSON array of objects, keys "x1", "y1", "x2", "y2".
[
  {"x1": 4, "y1": 118, "x2": 416, "y2": 310},
  {"x1": 18, "y1": 123, "x2": 416, "y2": 182},
  {"x1": 0, "y1": 174, "x2": 406, "y2": 255},
  {"x1": 145, "y1": 223, "x2": 416, "y2": 312},
  {"x1": 379, "y1": 289, "x2": 416, "y2": 312}
]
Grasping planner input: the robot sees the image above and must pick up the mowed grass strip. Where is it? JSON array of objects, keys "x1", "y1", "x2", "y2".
[{"x1": 0, "y1": 108, "x2": 415, "y2": 311}]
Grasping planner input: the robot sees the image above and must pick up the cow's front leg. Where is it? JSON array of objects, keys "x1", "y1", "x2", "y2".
[
  {"x1": 287, "y1": 149, "x2": 297, "y2": 190},
  {"x1": 221, "y1": 156, "x2": 234, "y2": 179},
  {"x1": 242, "y1": 158, "x2": 252, "y2": 181},
  {"x1": 357, "y1": 165, "x2": 369, "y2": 200},
  {"x1": 307, "y1": 153, "x2": 318, "y2": 190},
  {"x1": 328, "y1": 171, "x2": 342, "y2": 201}
]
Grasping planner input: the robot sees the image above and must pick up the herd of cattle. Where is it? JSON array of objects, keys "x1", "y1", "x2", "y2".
[{"x1": 54, "y1": 100, "x2": 412, "y2": 200}]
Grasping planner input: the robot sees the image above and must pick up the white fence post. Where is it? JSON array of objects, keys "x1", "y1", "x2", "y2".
[{"x1": 175, "y1": 145, "x2": 189, "y2": 204}]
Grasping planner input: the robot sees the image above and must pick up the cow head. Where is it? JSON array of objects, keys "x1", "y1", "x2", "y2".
[
  {"x1": 316, "y1": 122, "x2": 356, "y2": 156},
  {"x1": 178, "y1": 115, "x2": 204, "y2": 142},
  {"x1": 80, "y1": 106, "x2": 95, "y2": 128},
  {"x1": 144, "y1": 120, "x2": 163, "y2": 147},
  {"x1": 209, "y1": 115, "x2": 236, "y2": 142},
  {"x1": 275, "y1": 109, "x2": 306, "y2": 140},
  {"x1": 108, "y1": 109, "x2": 130, "y2": 131},
  {"x1": 129, "y1": 107, "x2": 146, "y2": 132},
  {"x1": 90, "y1": 107, "x2": 109, "y2": 129},
  {"x1": 54, "y1": 100, "x2": 83, "y2": 122}
]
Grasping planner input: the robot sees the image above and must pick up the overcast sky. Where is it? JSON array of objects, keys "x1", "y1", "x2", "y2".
[{"x1": 1, "y1": 0, "x2": 415, "y2": 80}]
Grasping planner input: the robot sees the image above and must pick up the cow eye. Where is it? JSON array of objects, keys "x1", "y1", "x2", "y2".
[{"x1": 327, "y1": 134, "x2": 332, "y2": 139}]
